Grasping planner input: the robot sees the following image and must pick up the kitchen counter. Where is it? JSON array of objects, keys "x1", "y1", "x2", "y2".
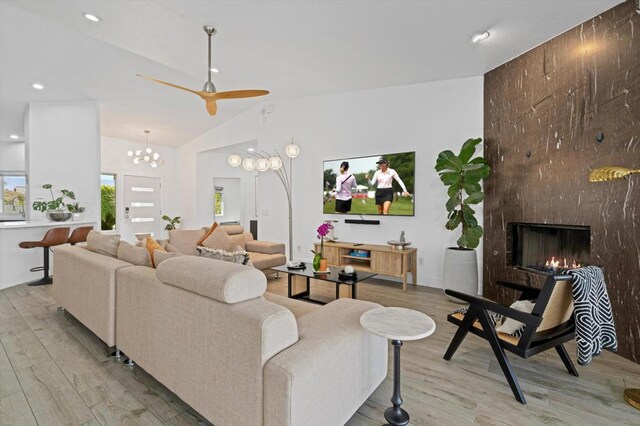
[{"x1": 0, "y1": 219, "x2": 98, "y2": 289}]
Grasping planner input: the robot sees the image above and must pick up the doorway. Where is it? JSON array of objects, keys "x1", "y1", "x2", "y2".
[
  {"x1": 121, "y1": 175, "x2": 162, "y2": 241},
  {"x1": 212, "y1": 177, "x2": 242, "y2": 224}
]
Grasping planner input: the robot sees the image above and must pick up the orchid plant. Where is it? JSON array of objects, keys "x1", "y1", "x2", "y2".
[{"x1": 312, "y1": 222, "x2": 334, "y2": 258}]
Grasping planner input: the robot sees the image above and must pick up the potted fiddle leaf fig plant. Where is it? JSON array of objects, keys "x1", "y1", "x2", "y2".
[
  {"x1": 435, "y1": 138, "x2": 490, "y2": 302},
  {"x1": 32, "y1": 184, "x2": 75, "y2": 222}
]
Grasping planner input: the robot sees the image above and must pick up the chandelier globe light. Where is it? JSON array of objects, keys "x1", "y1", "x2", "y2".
[{"x1": 128, "y1": 130, "x2": 161, "y2": 167}]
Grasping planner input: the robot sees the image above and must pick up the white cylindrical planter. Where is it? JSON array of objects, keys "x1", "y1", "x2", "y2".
[{"x1": 443, "y1": 248, "x2": 478, "y2": 303}]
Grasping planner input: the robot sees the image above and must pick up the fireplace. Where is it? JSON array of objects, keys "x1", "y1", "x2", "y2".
[{"x1": 508, "y1": 223, "x2": 590, "y2": 274}]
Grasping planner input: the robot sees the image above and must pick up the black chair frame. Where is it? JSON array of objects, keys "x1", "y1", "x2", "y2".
[{"x1": 443, "y1": 274, "x2": 578, "y2": 404}]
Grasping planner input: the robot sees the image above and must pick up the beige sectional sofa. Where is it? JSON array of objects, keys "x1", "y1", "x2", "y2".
[{"x1": 53, "y1": 234, "x2": 388, "y2": 426}]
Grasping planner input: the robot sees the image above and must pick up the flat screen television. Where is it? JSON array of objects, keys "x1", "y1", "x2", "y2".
[{"x1": 323, "y1": 151, "x2": 415, "y2": 216}]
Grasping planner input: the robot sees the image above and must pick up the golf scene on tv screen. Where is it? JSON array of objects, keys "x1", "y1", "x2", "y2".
[{"x1": 323, "y1": 151, "x2": 415, "y2": 216}]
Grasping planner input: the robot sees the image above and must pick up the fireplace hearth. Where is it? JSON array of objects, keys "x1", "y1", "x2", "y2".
[{"x1": 508, "y1": 223, "x2": 590, "y2": 275}]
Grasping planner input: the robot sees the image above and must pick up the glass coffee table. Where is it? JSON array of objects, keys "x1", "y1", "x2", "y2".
[{"x1": 272, "y1": 262, "x2": 377, "y2": 305}]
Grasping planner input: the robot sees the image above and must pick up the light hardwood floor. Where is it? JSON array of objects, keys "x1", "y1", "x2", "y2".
[{"x1": 0, "y1": 277, "x2": 638, "y2": 425}]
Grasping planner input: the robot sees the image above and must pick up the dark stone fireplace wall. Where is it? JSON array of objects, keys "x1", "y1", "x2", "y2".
[{"x1": 483, "y1": 0, "x2": 640, "y2": 363}]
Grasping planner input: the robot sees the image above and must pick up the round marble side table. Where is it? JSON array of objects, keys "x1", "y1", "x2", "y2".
[{"x1": 360, "y1": 307, "x2": 435, "y2": 426}]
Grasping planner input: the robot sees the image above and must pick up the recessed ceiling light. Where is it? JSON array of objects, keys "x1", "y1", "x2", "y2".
[
  {"x1": 82, "y1": 12, "x2": 102, "y2": 22},
  {"x1": 247, "y1": 148, "x2": 255, "y2": 152},
  {"x1": 32, "y1": 83, "x2": 44, "y2": 90},
  {"x1": 471, "y1": 31, "x2": 490, "y2": 43},
  {"x1": 210, "y1": 67, "x2": 220, "y2": 73},
  {"x1": 9, "y1": 134, "x2": 19, "y2": 140}
]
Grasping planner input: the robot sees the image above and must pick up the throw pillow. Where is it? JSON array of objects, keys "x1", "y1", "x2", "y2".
[
  {"x1": 200, "y1": 224, "x2": 237, "y2": 252},
  {"x1": 196, "y1": 245, "x2": 250, "y2": 265},
  {"x1": 154, "y1": 250, "x2": 181, "y2": 266},
  {"x1": 197, "y1": 222, "x2": 219, "y2": 246},
  {"x1": 146, "y1": 237, "x2": 166, "y2": 268},
  {"x1": 496, "y1": 300, "x2": 535, "y2": 337},
  {"x1": 117, "y1": 241, "x2": 152, "y2": 267},
  {"x1": 86, "y1": 231, "x2": 120, "y2": 257}
]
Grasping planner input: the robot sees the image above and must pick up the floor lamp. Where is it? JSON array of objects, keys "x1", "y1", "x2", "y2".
[
  {"x1": 589, "y1": 165, "x2": 639, "y2": 411},
  {"x1": 228, "y1": 138, "x2": 300, "y2": 260}
]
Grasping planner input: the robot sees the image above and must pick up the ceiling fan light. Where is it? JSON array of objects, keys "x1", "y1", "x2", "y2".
[
  {"x1": 285, "y1": 141, "x2": 300, "y2": 158},
  {"x1": 228, "y1": 153, "x2": 242, "y2": 167},
  {"x1": 256, "y1": 158, "x2": 270, "y2": 172},
  {"x1": 269, "y1": 156, "x2": 283, "y2": 170},
  {"x1": 242, "y1": 158, "x2": 256, "y2": 171}
]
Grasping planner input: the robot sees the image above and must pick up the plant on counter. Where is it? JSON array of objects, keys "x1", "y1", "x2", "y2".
[
  {"x1": 163, "y1": 215, "x2": 181, "y2": 231},
  {"x1": 435, "y1": 138, "x2": 490, "y2": 249},
  {"x1": 32, "y1": 184, "x2": 75, "y2": 212},
  {"x1": 311, "y1": 221, "x2": 334, "y2": 271},
  {"x1": 66, "y1": 202, "x2": 86, "y2": 213}
]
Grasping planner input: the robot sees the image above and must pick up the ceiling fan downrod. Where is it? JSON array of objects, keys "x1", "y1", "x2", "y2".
[{"x1": 203, "y1": 26, "x2": 217, "y2": 93}]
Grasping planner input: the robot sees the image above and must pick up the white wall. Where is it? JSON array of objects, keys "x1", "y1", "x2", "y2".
[
  {"x1": 179, "y1": 76, "x2": 484, "y2": 291},
  {"x1": 25, "y1": 101, "x2": 101, "y2": 222},
  {"x1": 101, "y1": 136, "x2": 179, "y2": 241},
  {"x1": 0, "y1": 142, "x2": 25, "y2": 170}
]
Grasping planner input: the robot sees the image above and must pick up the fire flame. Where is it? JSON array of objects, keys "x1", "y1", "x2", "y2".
[{"x1": 544, "y1": 257, "x2": 581, "y2": 270}]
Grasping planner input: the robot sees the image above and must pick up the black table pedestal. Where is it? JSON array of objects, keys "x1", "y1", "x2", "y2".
[{"x1": 384, "y1": 339, "x2": 409, "y2": 426}]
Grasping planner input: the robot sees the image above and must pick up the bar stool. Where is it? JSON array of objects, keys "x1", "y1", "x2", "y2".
[
  {"x1": 67, "y1": 226, "x2": 93, "y2": 245},
  {"x1": 19, "y1": 227, "x2": 70, "y2": 286}
]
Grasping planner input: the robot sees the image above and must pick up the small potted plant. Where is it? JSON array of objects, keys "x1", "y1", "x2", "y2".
[
  {"x1": 32, "y1": 184, "x2": 75, "y2": 222},
  {"x1": 67, "y1": 202, "x2": 86, "y2": 221},
  {"x1": 435, "y1": 138, "x2": 490, "y2": 301},
  {"x1": 162, "y1": 215, "x2": 181, "y2": 231},
  {"x1": 311, "y1": 222, "x2": 333, "y2": 272}
]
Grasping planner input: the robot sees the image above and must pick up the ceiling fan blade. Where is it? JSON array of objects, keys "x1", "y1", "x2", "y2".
[
  {"x1": 206, "y1": 100, "x2": 218, "y2": 116},
  {"x1": 137, "y1": 74, "x2": 204, "y2": 96},
  {"x1": 212, "y1": 90, "x2": 270, "y2": 100}
]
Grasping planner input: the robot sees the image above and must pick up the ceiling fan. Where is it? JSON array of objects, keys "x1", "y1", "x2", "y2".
[{"x1": 137, "y1": 26, "x2": 269, "y2": 116}]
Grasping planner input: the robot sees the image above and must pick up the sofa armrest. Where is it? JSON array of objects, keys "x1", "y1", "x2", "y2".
[
  {"x1": 245, "y1": 240, "x2": 285, "y2": 255},
  {"x1": 263, "y1": 298, "x2": 388, "y2": 426}
]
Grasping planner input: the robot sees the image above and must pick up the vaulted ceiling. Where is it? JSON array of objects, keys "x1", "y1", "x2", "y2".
[{"x1": 0, "y1": 0, "x2": 622, "y2": 146}]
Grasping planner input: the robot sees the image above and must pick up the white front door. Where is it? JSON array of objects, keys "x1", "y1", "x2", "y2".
[{"x1": 121, "y1": 175, "x2": 162, "y2": 242}]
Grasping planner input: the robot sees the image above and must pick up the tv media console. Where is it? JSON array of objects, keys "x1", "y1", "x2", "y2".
[{"x1": 314, "y1": 241, "x2": 417, "y2": 291}]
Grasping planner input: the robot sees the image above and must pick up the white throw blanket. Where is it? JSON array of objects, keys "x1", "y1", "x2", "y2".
[{"x1": 568, "y1": 266, "x2": 617, "y2": 365}]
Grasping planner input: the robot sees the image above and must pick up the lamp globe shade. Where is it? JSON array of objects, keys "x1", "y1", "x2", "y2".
[
  {"x1": 228, "y1": 153, "x2": 242, "y2": 167},
  {"x1": 285, "y1": 142, "x2": 300, "y2": 158},
  {"x1": 256, "y1": 158, "x2": 270, "y2": 172},
  {"x1": 269, "y1": 156, "x2": 283, "y2": 170},
  {"x1": 153, "y1": 152, "x2": 160, "y2": 160},
  {"x1": 133, "y1": 157, "x2": 141, "y2": 164},
  {"x1": 242, "y1": 157, "x2": 256, "y2": 171}
]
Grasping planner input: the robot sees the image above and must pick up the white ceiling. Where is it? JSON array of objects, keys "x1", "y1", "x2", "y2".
[{"x1": 0, "y1": 0, "x2": 623, "y2": 146}]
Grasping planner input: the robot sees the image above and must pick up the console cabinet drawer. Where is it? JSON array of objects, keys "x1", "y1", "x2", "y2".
[{"x1": 371, "y1": 251, "x2": 402, "y2": 275}]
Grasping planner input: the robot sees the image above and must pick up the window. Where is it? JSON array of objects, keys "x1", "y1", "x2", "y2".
[
  {"x1": 101, "y1": 174, "x2": 116, "y2": 230},
  {"x1": 0, "y1": 173, "x2": 27, "y2": 220},
  {"x1": 214, "y1": 186, "x2": 224, "y2": 217}
]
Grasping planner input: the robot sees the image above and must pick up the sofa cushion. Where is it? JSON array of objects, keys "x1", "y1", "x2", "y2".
[
  {"x1": 156, "y1": 256, "x2": 266, "y2": 304},
  {"x1": 146, "y1": 237, "x2": 165, "y2": 267},
  {"x1": 245, "y1": 240, "x2": 285, "y2": 255},
  {"x1": 220, "y1": 224, "x2": 244, "y2": 235},
  {"x1": 117, "y1": 241, "x2": 152, "y2": 267},
  {"x1": 263, "y1": 292, "x2": 320, "y2": 319},
  {"x1": 249, "y1": 252, "x2": 287, "y2": 271},
  {"x1": 154, "y1": 250, "x2": 181, "y2": 266},
  {"x1": 169, "y1": 228, "x2": 206, "y2": 255},
  {"x1": 201, "y1": 224, "x2": 237, "y2": 252},
  {"x1": 228, "y1": 233, "x2": 246, "y2": 250},
  {"x1": 86, "y1": 231, "x2": 120, "y2": 257}
]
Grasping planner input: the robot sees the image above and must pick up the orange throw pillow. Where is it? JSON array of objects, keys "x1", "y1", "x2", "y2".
[
  {"x1": 197, "y1": 222, "x2": 219, "y2": 246},
  {"x1": 146, "y1": 237, "x2": 166, "y2": 268}
]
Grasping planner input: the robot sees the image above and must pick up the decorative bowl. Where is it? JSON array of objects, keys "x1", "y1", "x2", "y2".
[
  {"x1": 387, "y1": 240, "x2": 411, "y2": 250},
  {"x1": 46, "y1": 210, "x2": 72, "y2": 222}
]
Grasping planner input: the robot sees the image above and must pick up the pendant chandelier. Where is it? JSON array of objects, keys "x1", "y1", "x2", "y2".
[{"x1": 127, "y1": 130, "x2": 161, "y2": 167}]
